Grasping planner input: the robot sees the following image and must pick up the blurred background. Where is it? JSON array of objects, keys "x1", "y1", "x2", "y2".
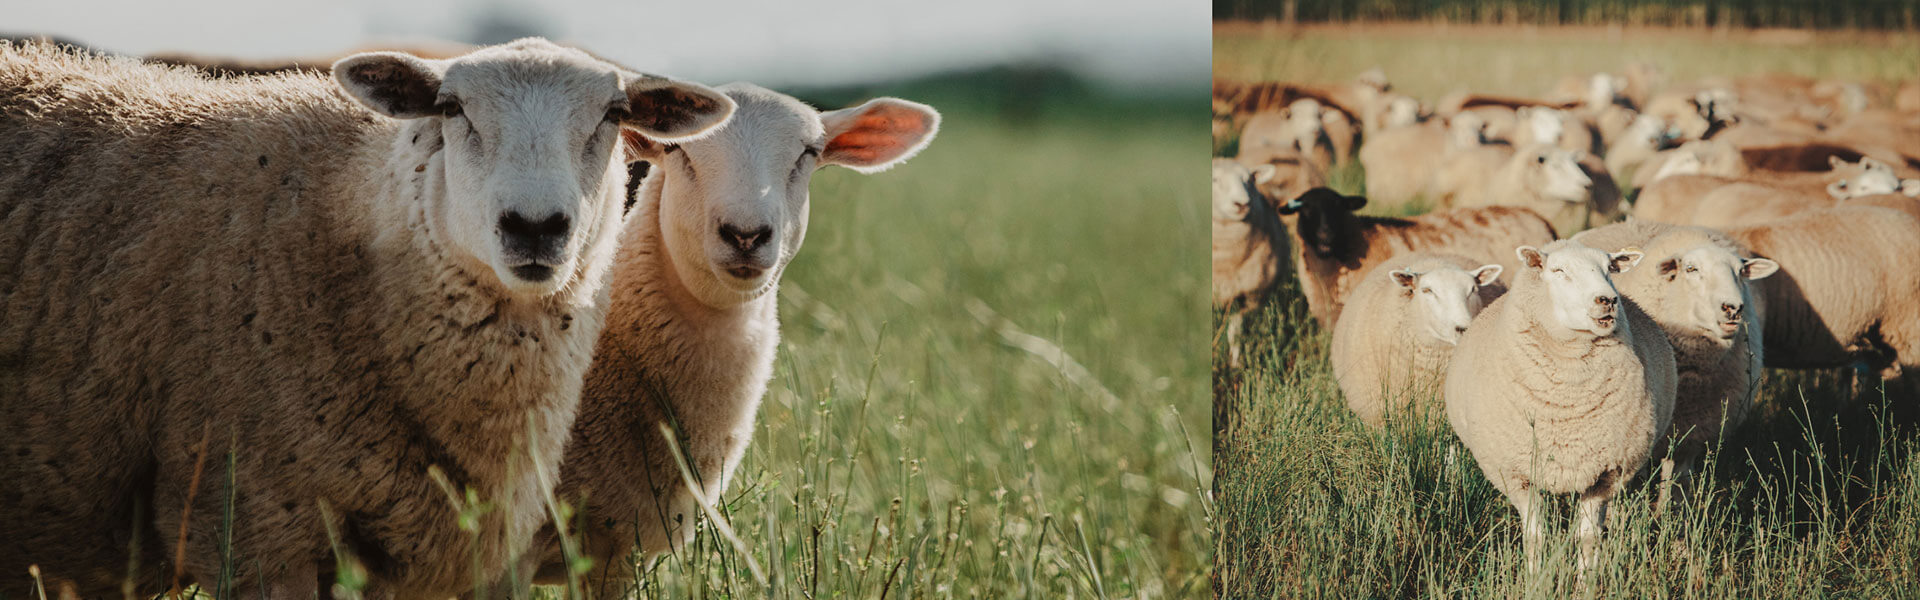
[
  {"x1": 1216, "y1": 0, "x2": 1920, "y2": 28},
  {"x1": 7, "y1": 1, "x2": 1211, "y2": 598}
]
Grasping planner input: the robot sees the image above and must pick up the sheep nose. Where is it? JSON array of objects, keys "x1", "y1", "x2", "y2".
[
  {"x1": 1455, "y1": 325, "x2": 1468, "y2": 334},
  {"x1": 1722, "y1": 302, "x2": 1741, "y2": 319},
  {"x1": 499, "y1": 211, "x2": 570, "y2": 257},
  {"x1": 718, "y1": 223, "x2": 773, "y2": 253},
  {"x1": 1594, "y1": 296, "x2": 1617, "y2": 309}
]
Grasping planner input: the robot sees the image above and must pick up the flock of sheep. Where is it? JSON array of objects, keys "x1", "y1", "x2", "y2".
[
  {"x1": 1213, "y1": 63, "x2": 1920, "y2": 582},
  {"x1": 0, "y1": 38, "x2": 939, "y2": 598}
]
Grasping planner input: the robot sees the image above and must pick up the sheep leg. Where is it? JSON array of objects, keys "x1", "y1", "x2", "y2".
[
  {"x1": 1511, "y1": 490, "x2": 1545, "y2": 576},
  {"x1": 1227, "y1": 312, "x2": 1245, "y2": 368}
]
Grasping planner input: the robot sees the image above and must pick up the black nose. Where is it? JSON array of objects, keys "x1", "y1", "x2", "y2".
[
  {"x1": 1722, "y1": 303, "x2": 1741, "y2": 319},
  {"x1": 1595, "y1": 296, "x2": 1617, "y2": 309},
  {"x1": 718, "y1": 224, "x2": 772, "y2": 253},
  {"x1": 499, "y1": 211, "x2": 570, "y2": 257},
  {"x1": 1455, "y1": 326, "x2": 1468, "y2": 334}
]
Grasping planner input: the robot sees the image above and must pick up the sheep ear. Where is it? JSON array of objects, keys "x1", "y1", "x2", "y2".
[
  {"x1": 820, "y1": 98, "x2": 942, "y2": 174},
  {"x1": 1472, "y1": 264, "x2": 1503, "y2": 286},
  {"x1": 1659, "y1": 258, "x2": 1680, "y2": 280},
  {"x1": 1343, "y1": 193, "x2": 1368, "y2": 211},
  {"x1": 1610, "y1": 250, "x2": 1645, "y2": 273},
  {"x1": 1741, "y1": 257, "x2": 1779, "y2": 280},
  {"x1": 1390, "y1": 270, "x2": 1419, "y2": 290},
  {"x1": 1516, "y1": 246, "x2": 1545, "y2": 270},
  {"x1": 618, "y1": 129, "x2": 668, "y2": 163},
  {"x1": 1829, "y1": 155, "x2": 1847, "y2": 170},
  {"x1": 333, "y1": 52, "x2": 447, "y2": 119},
  {"x1": 1250, "y1": 164, "x2": 1278, "y2": 185},
  {"x1": 619, "y1": 74, "x2": 736, "y2": 142}
]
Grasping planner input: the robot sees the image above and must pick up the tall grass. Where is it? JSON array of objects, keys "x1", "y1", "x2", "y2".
[{"x1": 1214, "y1": 28, "x2": 1920, "y2": 597}]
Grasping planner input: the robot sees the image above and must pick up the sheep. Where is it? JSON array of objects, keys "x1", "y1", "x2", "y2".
[
  {"x1": 1605, "y1": 114, "x2": 1670, "y2": 184},
  {"x1": 1634, "y1": 156, "x2": 1891, "y2": 225},
  {"x1": 1214, "y1": 160, "x2": 1288, "y2": 368},
  {"x1": 1238, "y1": 100, "x2": 1335, "y2": 173},
  {"x1": 1512, "y1": 106, "x2": 1602, "y2": 156},
  {"x1": 1357, "y1": 113, "x2": 1452, "y2": 211},
  {"x1": 1724, "y1": 205, "x2": 1920, "y2": 398},
  {"x1": 0, "y1": 39, "x2": 735, "y2": 599},
  {"x1": 1276, "y1": 187, "x2": 1557, "y2": 330},
  {"x1": 1446, "y1": 240, "x2": 1676, "y2": 578},
  {"x1": 1331, "y1": 253, "x2": 1504, "y2": 428},
  {"x1": 1445, "y1": 144, "x2": 1617, "y2": 233},
  {"x1": 1633, "y1": 139, "x2": 1748, "y2": 189},
  {"x1": 487, "y1": 85, "x2": 940, "y2": 591},
  {"x1": 1571, "y1": 222, "x2": 1777, "y2": 508}
]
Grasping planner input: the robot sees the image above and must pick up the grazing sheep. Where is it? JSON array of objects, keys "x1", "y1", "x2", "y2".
[
  {"x1": 0, "y1": 39, "x2": 735, "y2": 599},
  {"x1": 1331, "y1": 253, "x2": 1504, "y2": 428},
  {"x1": 1572, "y1": 222, "x2": 1777, "y2": 508},
  {"x1": 1213, "y1": 160, "x2": 1288, "y2": 368},
  {"x1": 1277, "y1": 187, "x2": 1556, "y2": 329},
  {"x1": 502, "y1": 85, "x2": 941, "y2": 589},
  {"x1": 1725, "y1": 205, "x2": 1920, "y2": 397},
  {"x1": 1447, "y1": 241, "x2": 1676, "y2": 578}
]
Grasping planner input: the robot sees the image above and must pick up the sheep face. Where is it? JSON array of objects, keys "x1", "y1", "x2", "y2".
[
  {"x1": 635, "y1": 84, "x2": 937, "y2": 306},
  {"x1": 1827, "y1": 158, "x2": 1901, "y2": 199},
  {"x1": 1519, "y1": 146, "x2": 1592, "y2": 204},
  {"x1": 1277, "y1": 187, "x2": 1366, "y2": 259},
  {"x1": 1394, "y1": 264, "x2": 1502, "y2": 346},
  {"x1": 1623, "y1": 114, "x2": 1666, "y2": 149},
  {"x1": 1518, "y1": 244, "x2": 1642, "y2": 337},
  {"x1": 1654, "y1": 246, "x2": 1778, "y2": 344},
  {"x1": 334, "y1": 39, "x2": 734, "y2": 295},
  {"x1": 1212, "y1": 161, "x2": 1275, "y2": 222},
  {"x1": 1521, "y1": 108, "x2": 1566, "y2": 147},
  {"x1": 1384, "y1": 97, "x2": 1421, "y2": 129}
]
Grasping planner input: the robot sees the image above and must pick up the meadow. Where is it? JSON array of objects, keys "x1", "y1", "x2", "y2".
[{"x1": 1214, "y1": 24, "x2": 1920, "y2": 598}]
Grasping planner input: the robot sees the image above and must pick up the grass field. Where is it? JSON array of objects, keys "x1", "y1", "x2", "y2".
[
  {"x1": 1214, "y1": 24, "x2": 1920, "y2": 599},
  {"x1": 589, "y1": 91, "x2": 1212, "y2": 598}
]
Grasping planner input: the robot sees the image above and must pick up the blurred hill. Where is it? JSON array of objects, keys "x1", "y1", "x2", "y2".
[
  {"x1": 1216, "y1": 0, "x2": 1920, "y2": 30},
  {"x1": 786, "y1": 62, "x2": 1204, "y2": 127}
]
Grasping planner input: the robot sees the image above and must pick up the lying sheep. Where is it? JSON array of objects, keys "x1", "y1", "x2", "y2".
[
  {"x1": 1214, "y1": 160, "x2": 1288, "y2": 368},
  {"x1": 1635, "y1": 156, "x2": 1889, "y2": 225},
  {"x1": 0, "y1": 39, "x2": 735, "y2": 599},
  {"x1": 1446, "y1": 144, "x2": 1616, "y2": 233},
  {"x1": 1331, "y1": 253, "x2": 1504, "y2": 428},
  {"x1": 504, "y1": 85, "x2": 942, "y2": 590},
  {"x1": 1725, "y1": 205, "x2": 1920, "y2": 397},
  {"x1": 1277, "y1": 187, "x2": 1556, "y2": 329},
  {"x1": 1572, "y1": 222, "x2": 1777, "y2": 508},
  {"x1": 1447, "y1": 241, "x2": 1676, "y2": 578}
]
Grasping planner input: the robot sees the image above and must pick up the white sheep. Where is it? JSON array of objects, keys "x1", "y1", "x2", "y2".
[
  {"x1": 503, "y1": 85, "x2": 940, "y2": 589},
  {"x1": 0, "y1": 39, "x2": 734, "y2": 599},
  {"x1": 1331, "y1": 253, "x2": 1503, "y2": 428},
  {"x1": 1572, "y1": 221, "x2": 1777, "y2": 509},
  {"x1": 1444, "y1": 144, "x2": 1614, "y2": 233},
  {"x1": 1447, "y1": 240, "x2": 1676, "y2": 579},
  {"x1": 1213, "y1": 159, "x2": 1287, "y2": 368}
]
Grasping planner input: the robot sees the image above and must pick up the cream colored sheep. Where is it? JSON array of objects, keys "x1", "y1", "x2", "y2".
[
  {"x1": 1331, "y1": 253, "x2": 1503, "y2": 428},
  {"x1": 1238, "y1": 100, "x2": 1335, "y2": 173},
  {"x1": 0, "y1": 39, "x2": 735, "y2": 599},
  {"x1": 1277, "y1": 187, "x2": 1556, "y2": 329},
  {"x1": 1634, "y1": 156, "x2": 1889, "y2": 225},
  {"x1": 1571, "y1": 222, "x2": 1777, "y2": 508},
  {"x1": 1446, "y1": 144, "x2": 1615, "y2": 233},
  {"x1": 1632, "y1": 139, "x2": 1748, "y2": 189},
  {"x1": 1447, "y1": 241, "x2": 1676, "y2": 578},
  {"x1": 498, "y1": 85, "x2": 941, "y2": 589},
  {"x1": 1605, "y1": 114, "x2": 1669, "y2": 185},
  {"x1": 1357, "y1": 114, "x2": 1451, "y2": 211},
  {"x1": 1726, "y1": 205, "x2": 1920, "y2": 397},
  {"x1": 1213, "y1": 160, "x2": 1287, "y2": 368}
]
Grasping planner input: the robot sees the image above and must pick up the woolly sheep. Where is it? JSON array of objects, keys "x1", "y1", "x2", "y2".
[
  {"x1": 1331, "y1": 253, "x2": 1503, "y2": 428},
  {"x1": 1357, "y1": 113, "x2": 1465, "y2": 211},
  {"x1": 1725, "y1": 205, "x2": 1920, "y2": 397},
  {"x1": 503, "y1": 85, "x2": 941, "y2": 589},
  {"x1": 1445, "y1": 144, "x2": 1617, "y2": 233},
  {"x1": 1213, "y1": 159, "x2": 1287, "y2": 368},
  {"x1": 1572, "y1": 222, "x2": 1777, "y2": 508},
  {"x1": 1447, "y1": 241, "x2": 1676, "y2": 577},
  {"x1": 1238, "y1": 100, "x2": 1335, "y2": 173},
  {"x1": 0, "y1": 39, "x2": 735, "y2": 599},
  {"x1": 1635, "y1": 156, "x2": 1889, "y2": 225},
  {"x1": 1276, "y1": 187, "x2": 1556, "y2": 329}
]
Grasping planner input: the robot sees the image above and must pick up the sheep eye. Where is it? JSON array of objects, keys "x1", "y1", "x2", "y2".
[
  {"x1": 1536, "y1": 156, "x2": 1547, "y2": 164},
  {"x1": 1685, "y1": 265, "x2": 1697, "y2": 273},
  {"x1": 438, "y1": 101, "x2": 463, "y2": 118}
]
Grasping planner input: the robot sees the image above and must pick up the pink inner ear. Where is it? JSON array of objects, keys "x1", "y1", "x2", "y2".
[{"x1": 827, "y1": 105, "x2": 930, "y2": 165}]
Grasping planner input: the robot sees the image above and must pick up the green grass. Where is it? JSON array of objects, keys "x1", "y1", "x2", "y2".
[
  {"x1": 586, "y1": 101, "x2": 1212, "y2": 598},
  {"x1": 1215, "y1": 26, "x2": 1920, "y2": 598}
]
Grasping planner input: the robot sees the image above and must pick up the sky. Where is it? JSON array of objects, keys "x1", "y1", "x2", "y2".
[{"x1": 7, "y1": 0, "x2": 1208, "y2": 94}]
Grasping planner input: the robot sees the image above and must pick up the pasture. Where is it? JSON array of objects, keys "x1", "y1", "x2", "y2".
[
  {"x1": 1214, "y1": 24, "x2": 1920, "y2": 598},
  {"x1": 4, "y1": 73, "x2": 1211, "y2": 599}
]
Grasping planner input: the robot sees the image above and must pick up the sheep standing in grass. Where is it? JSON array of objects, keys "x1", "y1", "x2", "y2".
[
  {"x1": 1214, "y1": 159, "x2": 1287, "y2": 368},
  {"x1": 506, "y1": 86, "x2": 940, "y2": 588},
  {"x1": 1277, "y1": 187, "x2": 1556, "y2": 329},
  {"x1": 1447, "y1": 241, "x2": 1675, "y2": 579},
  {"x1": 0, "y1": 40, "x2": 735, "y2": 599},
  {"x1": 1573, "y1": 222, "x2": 1777, "y2": 507},
  {"x1": 1725, "y1": 205, "x2": 1920, "y2": 398},
  {"x1": 1331, "y1": 254, "x2": 1504, "y2": 427}
]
